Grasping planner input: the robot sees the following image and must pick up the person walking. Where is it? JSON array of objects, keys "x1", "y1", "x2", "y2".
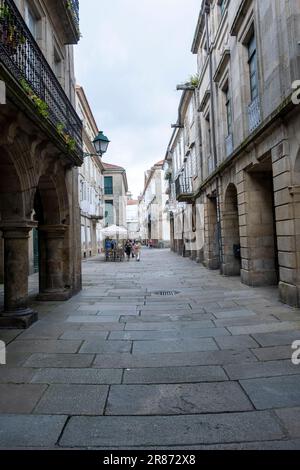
[
  {"x1": 124, "y1": 240, "x2": 132, "y2": 261},
  {"x1": 134, "y1": 241, "x2": 141, "y2": 262}
]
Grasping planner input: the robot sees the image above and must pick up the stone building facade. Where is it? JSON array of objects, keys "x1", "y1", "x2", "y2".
[
  {"x1": 166, "y1": 0, "x2": 300, "y2": 307},
  {"x1": 102, "y1": 163, "x2": 128, "y2": 229},
  {"x1": 0, "y1": 0, "x2": 82, "y2": 327},
  {"x1": 126, "y1": 196, "x2": 140, "y2": 240},
  {"x1": 139, "y1": 160, "x2": 170, "y2": 248},
  {"x1": 76, "y1": 86, "x2": 104, "y2": 259}
]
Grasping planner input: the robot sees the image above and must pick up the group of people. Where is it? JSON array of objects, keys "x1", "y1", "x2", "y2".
[{"x1": 124, "y1": 240, "x2": 141, "y2": 262}]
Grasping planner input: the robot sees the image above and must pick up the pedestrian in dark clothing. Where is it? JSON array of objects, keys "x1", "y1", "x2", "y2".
[{"x1": 124, "y1": 240, "x2": 132, "y2": 261}]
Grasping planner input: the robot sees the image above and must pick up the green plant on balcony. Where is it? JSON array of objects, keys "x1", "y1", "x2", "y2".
[
  {"x1": 20, "y1": 79, "x2": 49, "y2": 119},
  {"x1": 189, "y1": 74, "x2": 200, "y2": 88},
  {"x1": 56, "y1": 122, "x2": 76, "y2": 152},
  {"x1": 0, "y1": 5, "x2": 26, "y2": 54}
]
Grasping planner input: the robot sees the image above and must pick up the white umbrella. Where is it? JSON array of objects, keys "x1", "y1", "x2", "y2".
[{"x1": 100, "y1": 224, "x2": 128, "y2": 239}]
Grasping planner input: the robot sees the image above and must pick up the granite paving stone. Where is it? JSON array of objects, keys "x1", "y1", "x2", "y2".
[
  {"x1": 123, "y1": 365, "x2": 228, "y2": 384},
  {"x1": 214, "y1": 335, "x2": 260, "y2": 350},
  {"x1": 132, "y1": 338, "x2": 218, "y2": 354},
  {"x1": 79, "y1": 339, "x2": 132, "y2": 354},
  {"x1": 0, "y1": 384, "x2": 47, "y2": 413},
  {"x1": 34, "y1": 384, "x2": 109, "y2": 415},
  {"x1": 109, "y1": 328, "x2": 229, "y2": 341},
  {"x1": 252, "y1": 330, "x2": 300, "y2": 347},
  {"x1": 251, "y1": 346, "x2": 292, "y2": 361},
  {"x1": 59, "y1": 412, "x2": 284, "y2": 448},
  {"x1": 275, "y1": 408, "x2": 300, "y2": 437},
  {"x1": 224, "y1": 360, "x2": 300, "y2": 380},
  {"x1": 31, "y1": 368, "x2": 123, "y2": 385},
  {"x1": 105, "y1": 382, "x2": 253, "y2": 415},
  {"x1": 0, "y1": 415, "x2": 67, "y2": 448},
  {"x1": 240, "y1": 375, "x2": 300, "y2": 409},
  {"x1": 0, "y1": 367, "x2": 35, "y2": 384},
  {"x1": 6, "y1": 340, "x2": 82, "y2": 354},
  {"x1": 93, "y1": 350, "x2": 257, "y2": 369},
  {"x1": 23, "y1": 353, "x2": 95, "y2": 368}
]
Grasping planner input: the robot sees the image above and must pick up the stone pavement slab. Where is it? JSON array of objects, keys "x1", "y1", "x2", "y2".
[
  {"x1": 59, "y1": 411, "x2": 284, "y2": 448},
  {"x1": 275, "y1": 408, "x2": 300, "y2": 437},
  {"x1": 214, "y1": 335, "x2": 259, "y2": 350},
  {"x1": 105, "y1": 382, "x2": 253, "y2": 415},
  {"x1": 7, "y1": 340, "x2": 82, "y2": 354},
  {"x1": 224, "y1": 360, "x2": 300, "y2": 380},
  {"x1": 132, "y1": 338, "x2": 218, "y2": 354},
  {"x1": 0, "y1": 415, "x2": 67, "y2": 448},
  {"x1": 240, "y1": 375, "x2": 300, "y2": 409},
  {"x1": 109, "y1": 328, "x2": 229, "y2": 341},
  {"x1": 252, "y1": 330, "x2": 300, "y2": 347},
  {"x1": 23, "y1": 353, "x2": 95, "y2": 368},
  {"x1": 251, "y1": 345, "x2": 292, "y2": 361},
  {"x1": 123, "y1": 365, "x2": 228, "y2": 384},
  {"x1": 31, "y1": 368, "x2": 123, "y2": 385},
  {"x1": 34, "y1": 384, "x2": 109, "y2": 415},
  {"x1": 93, "y1": 349, "x2": 257, "y2": 369},
  {"x1": 0, "y1": 384, "x2": 47, "y2": 413},
  {"x1": 0, "y1": 367, "x2": 35, "y2": 384},
  {"x1": 79, "y1": 339, "x2": 132, "y2": 354}
]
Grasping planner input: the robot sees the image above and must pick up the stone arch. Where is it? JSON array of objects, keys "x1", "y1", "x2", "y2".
[
  {"x1": 33, "y1": 162, "x2": 73, "y2": 301},
  {"x1": 222, "y1": 183, "x2": 241, "y2": 276}
]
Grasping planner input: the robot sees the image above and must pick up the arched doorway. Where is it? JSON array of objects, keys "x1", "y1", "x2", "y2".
[
  {"x1": 222, "y1": 184, "x2": 241, "y2": 276},
  {"x1": 0, "y1": 147, "x2": 37, "y2": 327}
]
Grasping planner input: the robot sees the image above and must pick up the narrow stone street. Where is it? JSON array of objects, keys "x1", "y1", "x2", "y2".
[{"x1": 1, "y1": 248, "x2": 300, "y2": 449}]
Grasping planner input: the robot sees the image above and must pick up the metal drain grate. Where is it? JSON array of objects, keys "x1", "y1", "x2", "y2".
[{"x1": 153, "y1": 290, "x2": 180, "y2": 296}]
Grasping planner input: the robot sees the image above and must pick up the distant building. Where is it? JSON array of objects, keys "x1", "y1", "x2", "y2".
[
  {"x1": 102, "y1": 163, "x2": 128, "y2": 228},
  {"x1": 139, "y1": 161, "x2": 170, "y2": 248},
  {"x1": 76, "y1": 86, "x2": 105, "y2": 259},
  {"x1": 126, "y1": 197, "x2": 140, "y2": 240}
]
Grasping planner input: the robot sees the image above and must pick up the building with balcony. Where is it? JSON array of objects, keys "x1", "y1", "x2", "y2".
[
  {"x1": 139, "y1": 160, "x2": 170, "y2": 248},
  {"x1": 165, "y1": 0, "x2": 300, "y2": 308},
  {"x1": 76, "y1": 85, "x2": 105, "y2": 259},
  {"x1": 0, "y1": 0, "x2": 82, "y2": 327},
  {"x1": 102, "y1": 162, "x2": 128, "y2": 230}
]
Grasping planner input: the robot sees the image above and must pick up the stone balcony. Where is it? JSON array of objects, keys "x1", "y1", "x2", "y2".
[
  {"x1": 49, "y1": 0, "x2": 80, "y2": 45},
  {"x1": 0, "y1": 0, "x2": 83, "y2": 165},
  {"x1": 175, "y1": 175, "x2": 193, "y2": 202}
]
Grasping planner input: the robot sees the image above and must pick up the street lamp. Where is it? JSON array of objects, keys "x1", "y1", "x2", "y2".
[{"x1": 84, "y1": 131, "x2": 110, "y2": 158}]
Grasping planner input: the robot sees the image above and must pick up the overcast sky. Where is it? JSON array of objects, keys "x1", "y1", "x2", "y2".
[{"x1": 75, "y1": 0, "x2": 199, "y2": 198}]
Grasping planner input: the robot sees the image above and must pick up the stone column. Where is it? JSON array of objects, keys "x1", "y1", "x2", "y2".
[
  {"x1": 37, "y1": 224, "x2": 71, "y2": 301},
  {"x1": 0, "y1": 221, "x2": 38, "y2": 329}
]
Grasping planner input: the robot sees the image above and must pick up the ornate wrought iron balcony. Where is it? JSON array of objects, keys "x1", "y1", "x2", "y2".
[
  {"x1": 225, "y1": 133, "x2": 234, "y2": 157},
  {"x1": 0, "y1": 0, "x2": 83, "y2": 164},
  {"x1": 175, "y1": 175, "x2": 193, "y2": 202}
]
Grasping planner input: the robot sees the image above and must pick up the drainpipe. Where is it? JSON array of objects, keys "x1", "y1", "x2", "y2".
[{"x1": 204, "y1": 1, "x2": 224, "y2": 270}]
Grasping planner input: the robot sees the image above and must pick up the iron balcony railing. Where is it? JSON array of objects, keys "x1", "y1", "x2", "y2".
[
  {"x1": 225, "y1": 133, "x2": 233, "y2": 157},
  {"x1": 68, "y1": 0, "x2": 79, "y2": 28},
  {"x1": 248, "y1": 95, "x2": 262, "y2": 133},
  {"x1": 0, "y1": 0, "x2": 82, "y2": 159},
  {"x1": 175, "y1": 175, "x2": 193, "y2": 199}
]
